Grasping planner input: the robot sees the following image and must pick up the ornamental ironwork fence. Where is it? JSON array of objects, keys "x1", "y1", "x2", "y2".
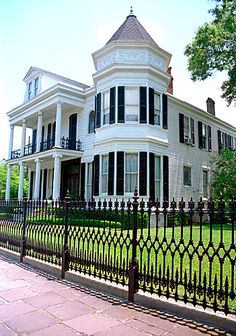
[{"x1": 0, "y1": 192, "x2": 235, "y2": 315}]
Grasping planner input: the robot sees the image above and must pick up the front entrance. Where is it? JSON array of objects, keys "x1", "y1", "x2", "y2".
[{"x1": 61, "y1": 159, "x2": 81, "y2": 199}]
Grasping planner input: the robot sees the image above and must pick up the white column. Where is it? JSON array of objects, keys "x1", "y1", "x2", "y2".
[
  {"x1": 21, "y1": 119, "x2": 27, "y2": 156},
  {"x1": 114, "y1": 151, "x2": 117, "y2": 197},
  {"x1": 36, "y1": 111, "x2": 43, "y2": 152},
  {"x1": 18, "y1": 162, "x2": 25, "y2": 200},
  {"x1": 52, "y1": 154, "x2": 62, "y2": 200},
  {"x1": 5, "y1": 164, "x2": 12, "y2": 201},
  {"x1": 8, "y1": 125, "x2": 14, "y2": 160},
  {"x1": 34, "y1": 158, "x2": 41, "y2": 199},
  {"x1": 84, "y1": 162, "x2": 88, "y2": 200},
  {"x1": 55, "y1": 101, "x2": 62, "y2": 147}
]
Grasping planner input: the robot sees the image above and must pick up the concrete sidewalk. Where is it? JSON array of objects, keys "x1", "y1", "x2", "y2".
[{"x1": 0, "y1": 257, "x2": 233, "y2": 336}]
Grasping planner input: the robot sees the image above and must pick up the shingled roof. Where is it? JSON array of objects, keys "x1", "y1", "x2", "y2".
[{"x1": 106, "y1": 13, "x2": 158, "y2": 46}]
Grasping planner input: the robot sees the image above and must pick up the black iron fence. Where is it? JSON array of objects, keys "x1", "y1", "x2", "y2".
[{"x1": 0, "y1": 192, "x2": 235, "y2": 315}]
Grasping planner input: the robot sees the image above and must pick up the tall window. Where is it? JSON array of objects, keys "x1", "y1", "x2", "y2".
[
  {"x1": 154, "y1": 92, "x2": 161, "y2": 125},
  {"x1": 27, "y1": 82, "x2": 32, "y2": 100},
  {"x1": 125, "y1": 153, "x2": 138, "y2": 193},
  {"x1": 101, "y1": 155, "x2": 108, "y2": 193},
  {"x1": 202, "y1": 123, "x2": 207, "y2": 149},
  {"x1": 87, "y1": 163, "x2": 93, "y2": 200},
  {"x1": 155, "y1": 155, "x2": 161, "y2": 199},
  {"x1": 183, "y1": 166, "x2": 191, "y2": 186},
  {"x1": 203, "y1": 170, "x2": 209, "y2": 199},
  {"x1": 184, "y1": 116, "x2": 190, "y2": 140},
  {"x1": 34, "y1": 78, "x2": 39, "y2": 96},
  {"x1": 88, "y1": 111, "x2": 95, "y2": 133},
  {"x1": 126, "y1": 87, "x2": 138, "y2": 122},
  {"x1": 103, "y1": 91, "x2": 109, "y2": 125}
]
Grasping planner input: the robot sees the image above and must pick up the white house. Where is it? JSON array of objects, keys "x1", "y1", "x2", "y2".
[{"x1": 5, "y1": 10, "x2": 236, "y2": 202}]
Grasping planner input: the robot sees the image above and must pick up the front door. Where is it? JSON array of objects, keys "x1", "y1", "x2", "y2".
[
  {"x1": 69, "y1": 114, "x2": 77, "y2": 150},
  {"x1": 61, "y1": 159, "x2": 81, "y2": 199}
]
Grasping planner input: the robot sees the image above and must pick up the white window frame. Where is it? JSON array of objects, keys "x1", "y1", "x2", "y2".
[
  {"x1": 125, "y1": 153, "x2": 138, "y2": 193},
  {"x1": 202, "y1": 169, "x2": 209, "y2": 199},
  {"x1": 86, "y1": 162, "x2": 93, "y2": 200},
  {"x1": 154, "y1": 91, "x2": 161, "y2": 126},
  {"x1": 27, "y1": 82, "x2": 32, "y2": 100},
  {"x1": 125, "y1": 87, "x2": 139, "y2": 123},
  {"x1": 34, "y1": 77, "x2": 39, "y2": 96},
  {"x1": 103, "y1": 90, "x2": 109, "y2": 125},
  {"x1": 101, "y1": 154, "x2": 108, "y2": 194}
]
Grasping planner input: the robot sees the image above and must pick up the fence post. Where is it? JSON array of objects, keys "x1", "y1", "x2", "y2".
[
  {"x1": 20, "y1": 200, "x2": 27, "y2": 262},
  {"x1": 128, "y1": 188, "x2": 139, "y2": 302},
  {"x1": 61, "y1": 194, "x2": 70, "y2": 279}
]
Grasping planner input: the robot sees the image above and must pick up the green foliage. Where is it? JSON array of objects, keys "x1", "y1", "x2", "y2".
[
  {"x1": 210, "y1": 149, "x2": 236, "y2": 206},
  {"x1": 0, "y1": 162, "x2": 28, "y2": 199},
  {"x1": 185, "y1": 0, "x2": 236, "y2": 105}
]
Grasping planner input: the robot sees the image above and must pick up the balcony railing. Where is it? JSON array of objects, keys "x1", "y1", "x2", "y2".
[
  {"x1": 11, "y1": 149, "x2": 21, "y2": 159},
  {"x1": 10, "y1": 137, "x2": 82, "y2": 160},
  {"x1": 61, "y1": 136, "x2": 81, "y2": 150},
  {"x1": 40, "y1": 138, "x2": 55, "y2": 152}
]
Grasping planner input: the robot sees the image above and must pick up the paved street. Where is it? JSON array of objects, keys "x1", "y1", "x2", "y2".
[{"x1": 0, "y1": 256, "x2": 232, "y2": 336}]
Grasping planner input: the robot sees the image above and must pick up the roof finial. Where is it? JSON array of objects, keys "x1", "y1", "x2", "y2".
[{"x1": 130, "y1": 6, "x2": 133, "y2": 15}]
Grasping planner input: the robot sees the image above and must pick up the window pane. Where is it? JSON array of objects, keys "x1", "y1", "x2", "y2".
[
  {"x1": 155, "y1": 156, "x2": 160, "y2": 179},
  {"x1": 183, "y1": 166, "x2": 191, "y2": 186},
  {"x1": 126, "y1": 88, "x2": 138, "y2": 105},
  {"x1": 125, "y1": 153, "x2": 138, "y2": 192}
]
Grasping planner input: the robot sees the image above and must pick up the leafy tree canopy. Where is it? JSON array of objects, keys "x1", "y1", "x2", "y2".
[
  {"x1": 185, "y1": 0, "x2": 236, "y2": 105},
  {"x1": 210, "y1": 149, "x2": 236, "y2": 205}
]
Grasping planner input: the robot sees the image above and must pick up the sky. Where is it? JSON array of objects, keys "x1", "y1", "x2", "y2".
[{"x1": 0, "y1": 0, "x2": 235, "y2": 160}]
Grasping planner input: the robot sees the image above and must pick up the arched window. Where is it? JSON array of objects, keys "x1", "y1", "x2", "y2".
[{"x1": 88, "y1": 110, "x2": 95, "y2": 133}]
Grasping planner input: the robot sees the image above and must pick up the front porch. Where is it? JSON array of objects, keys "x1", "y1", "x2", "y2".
[{"x1": 6, "y1": 148, "x2": 83, "y2": 201}]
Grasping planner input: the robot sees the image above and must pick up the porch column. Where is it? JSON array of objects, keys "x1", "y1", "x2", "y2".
[
  {"x1": 18, "y1": 162, "x2": 25, "y2": 200},
  {"x1": 55, "y1": 101, "x2": 62, "y2": 147},
  {"x1": 36, "y1": 111, "x2": 43, "y2": 152},
  {"x1": 21, "y1": 119, "x2": 27, "y2": 156},
  {"x1": 5, "y1": 164, "x2": 12, "y2": 201},
  {"x1": 52, "y1": 154, "x2": 62, "y2": 200},
  {"x1": 34, "y1": 158, "x2": 41, "y2": 199},
  {"x1": 8, "y1": 125, "x2": 14, "y2": 160}
]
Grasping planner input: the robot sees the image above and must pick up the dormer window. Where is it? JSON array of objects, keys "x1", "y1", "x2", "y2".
[
  {"x1": 27, "y1": 82, "x2": 32, "y2": 100},
  {"x1": 34, "y1": 77, "x2": 39, "y2": 96}
]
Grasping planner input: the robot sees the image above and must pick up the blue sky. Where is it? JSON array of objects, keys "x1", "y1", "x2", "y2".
[{"x1": 0, "y1": 0, "x2": 235, "y2": 160}]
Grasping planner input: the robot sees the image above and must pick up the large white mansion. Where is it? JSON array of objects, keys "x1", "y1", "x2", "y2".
[{"x1": 5, "y1": 11, "x2": 236, "y2": 202}]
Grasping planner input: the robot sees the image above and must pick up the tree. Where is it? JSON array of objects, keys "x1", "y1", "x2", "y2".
[
  {"x1": 0, "y1": 163, "x2": 28, "y2": 199},
  {"x1": 185, "y1": 0, "x2": 236, "y2": 105},
  {"x1": 210, "y1": 149, "x2": 236, "y2": 205}
]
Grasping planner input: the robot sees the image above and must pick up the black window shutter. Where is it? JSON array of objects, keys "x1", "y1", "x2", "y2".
[
  {"x1": 163, "y1": 155, "x2": 169, "y2": 202},
  {"x1": 93, "y1": 155, "x2": 100, "y2": 196},
  {"x1": 116, "y1": 152, "x2": 124, "y2": 195},
  {"x1": 149, "y1": 152, "x2": 155, "y2": 201},
  {"x1": 190, "y1": 118, "x2": 195, "y2": 145},
  {"x1": 149, "y1": 88, "x2": 154, "y2": 125},
  {"x1": 218, "y1": 130, "x2": 222, "y2": 153},
  {"x1": 108, "y1": 152, "x2": 114, "y2": 195},
  {"x1": 198, "y1": 121, "x2": 203, "y2": 149},
  {"x1": 140, "y1": 87, "x2": 147, "y2": 123},
  {"x1": 118, "y1": 87, "x2": 125, "y2": 123},
  {"x1": 162, "y1": 94, "x2": 168, "y2": 129},
  {"x1": 179, "y1": 113, "x2": 184, "y2": 143},
  {"x1": 139, "y1": 152, "x2": 147, "y2": 196},
  {"x1": 109, "y1": 87, "x2": 115, "y2": 124},
  {"x1": 95, "y1": 93, "x2": 101, "y2": 128},
  {"x1": 80, "y1": 163, "x2": 85, "y2": 200},
  {"x1": 208, "y1": 125, "x2": 212, "y2": 152}
]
